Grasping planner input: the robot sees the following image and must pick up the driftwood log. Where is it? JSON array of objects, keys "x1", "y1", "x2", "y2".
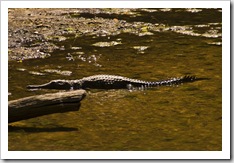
[{"x1": 8, "y1": 90, "x2": 86, "y2": 123}]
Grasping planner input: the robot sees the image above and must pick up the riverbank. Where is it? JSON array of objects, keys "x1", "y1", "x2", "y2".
[{"x1": 8, "y1": 8, "x2": 155, "y2": 61}]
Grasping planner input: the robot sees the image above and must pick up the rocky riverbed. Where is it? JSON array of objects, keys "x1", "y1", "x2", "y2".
[{"x1": 8, "y1": 8, "x2": 162, "y2": 61}]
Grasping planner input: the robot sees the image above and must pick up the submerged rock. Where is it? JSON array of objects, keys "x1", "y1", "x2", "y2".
[
  {"x1": 28, "y1": 71, "x2": 45, "y2": 76},
  {"x1": 43, "y1": 69, "x2": 72, "y2": 76},
  {"x1": 92, "y1": 41, "x2": 122, "y2": 47}
]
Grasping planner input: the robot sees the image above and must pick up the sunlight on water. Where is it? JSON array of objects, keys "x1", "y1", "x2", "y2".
[{"x1": 8, "y1": 8, "x2": 221, "y2": 151}]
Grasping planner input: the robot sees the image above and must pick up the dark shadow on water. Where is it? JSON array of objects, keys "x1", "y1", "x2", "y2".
[{"x1": 8, "y1": 126, "x2": 78, "y2": 133}]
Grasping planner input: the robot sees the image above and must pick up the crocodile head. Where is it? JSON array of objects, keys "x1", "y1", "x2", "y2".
[{"x1": 27, "y1": 80, "x2": 72, "y2": 90}]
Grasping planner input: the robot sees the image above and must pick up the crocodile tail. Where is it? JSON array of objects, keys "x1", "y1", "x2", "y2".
[
  {"x1": 165, "y1": 75, "x2": 197, "y2": 85},
  {"x1": 181, "y1": 75, "x2": 209, "y2": 82},
  {"x1": 181, "y1": 75, "x2": 197, "y2": 82},
  {"x1": 155, "y1": 75, "x2": 205, "y2": 86}
]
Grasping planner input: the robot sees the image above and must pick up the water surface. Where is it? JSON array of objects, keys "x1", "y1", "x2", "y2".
[{"x1": 8, "y1": 8, "x2": 222, "y2": 151}]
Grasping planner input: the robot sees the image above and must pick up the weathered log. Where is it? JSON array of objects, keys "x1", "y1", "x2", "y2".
[{"x1": 8, "y1": 90, "x2": 86, "y2": 123}]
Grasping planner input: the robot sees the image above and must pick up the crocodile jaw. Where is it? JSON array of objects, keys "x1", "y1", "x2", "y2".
[
  {"x1": 27, "y1": 80, "x2": 72, "y2": 90},
  {"x1": 27, "y1": 83, "x2": 51, "y2": 89}
]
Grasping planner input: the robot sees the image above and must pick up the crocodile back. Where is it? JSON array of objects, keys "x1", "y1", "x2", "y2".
[{"x1": 78, "y1": 75, "x2": 148, "y2": 89}]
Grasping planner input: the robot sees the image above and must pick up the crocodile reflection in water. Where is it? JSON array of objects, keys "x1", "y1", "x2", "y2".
[{"x1": 27, "y1": 74, "x2": 207, "y2": 90}]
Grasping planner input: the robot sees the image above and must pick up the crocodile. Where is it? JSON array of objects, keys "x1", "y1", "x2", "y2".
[{"x1": 27, "y1": 74, "x2": 205, "y2": 90}]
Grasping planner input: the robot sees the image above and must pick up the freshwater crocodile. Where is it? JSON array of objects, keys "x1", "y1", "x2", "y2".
[{"x1": 27, "y1": 74, "x2": 205, "y2": 90}]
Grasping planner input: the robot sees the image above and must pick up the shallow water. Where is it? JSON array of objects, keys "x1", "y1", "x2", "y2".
[{"x1": 8, "y1": 8, "x2": 222, "y2": 151}]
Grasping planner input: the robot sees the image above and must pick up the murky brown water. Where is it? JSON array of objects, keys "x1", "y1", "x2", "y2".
[{"x1": 8, "y1": 8, "x2": 222, "y2": 151}]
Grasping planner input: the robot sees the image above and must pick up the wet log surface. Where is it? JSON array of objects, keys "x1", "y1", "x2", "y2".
[{"x1": 8, "y1": 90, "x2": 86, "y2": 123}]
